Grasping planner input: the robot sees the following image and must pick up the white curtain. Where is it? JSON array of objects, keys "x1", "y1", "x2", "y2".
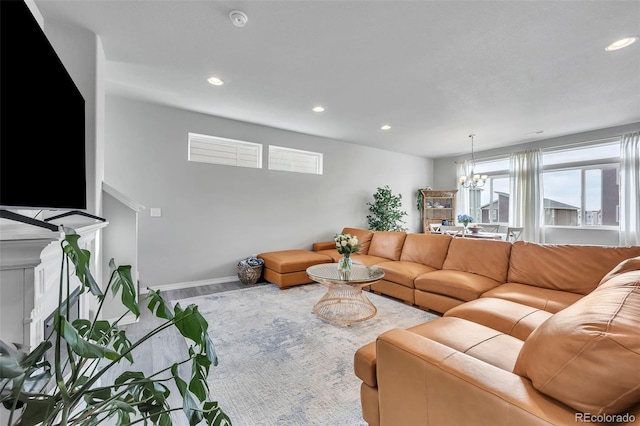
[
  {"x1": 456, "y1": 160, "x2": 470, "y2": 221},
  {"x1": 509, "y1": 149, "x2": 544, "y2": 242},
  {"x1": 619, "y1": 132, "x2": 640, "y2": 246}
]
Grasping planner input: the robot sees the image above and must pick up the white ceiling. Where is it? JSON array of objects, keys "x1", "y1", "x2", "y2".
[{"x1": 36, "y1": 0, "x2": 640, "y2": 158}]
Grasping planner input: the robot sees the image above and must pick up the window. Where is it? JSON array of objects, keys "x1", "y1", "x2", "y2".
[
  {"x1": 542, "y1": 165, "x2": 620, "y2": 227},
  {"x1": 542, "y1": 140, "x2": 620, "y2": 227},
  {"x1": 469, "y1": 175, "x2": 509, "y2": 225},
  {"x1": 268, "y1": 145, "x2": 323, "y2": 175},
  {"x1": 543, "y1": 143, "x2": 619, "y2": 166},
  {"x1": 467, "y1": 158, "x2": 510, "y2": 225},
  {"x1": 188, "y1": 133, "x2": 262, "y2": 169},
  {"x1": 463, "y1": 139, "x2": 620, "y2": 229},
  {"x1": 472, "y1": 157, "x2": 510, "y2": 175}
]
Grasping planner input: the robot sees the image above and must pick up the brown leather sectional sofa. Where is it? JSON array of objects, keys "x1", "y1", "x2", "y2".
[
  {"x1": 313, "y1": 228, "x2": 638, "y2": 313},
  {"x1": 261, "y1": 227, "x2": 640, "y2": 425}
]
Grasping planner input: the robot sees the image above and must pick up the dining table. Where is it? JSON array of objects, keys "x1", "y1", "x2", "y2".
[
  {"x1": 463, "y1": 230, "x2": 505, "y2": 240},
  {"x1": 443, "y1": 229, "x2": 505, "y2": 240}
]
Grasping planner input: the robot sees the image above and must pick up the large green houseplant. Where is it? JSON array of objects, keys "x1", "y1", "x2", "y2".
[
  {"x1": 0, "y1": 228, "x2": 231, "y2": 425},
  {"x1": 366, "y1": 185, "x2": 408, "y2": 232}
]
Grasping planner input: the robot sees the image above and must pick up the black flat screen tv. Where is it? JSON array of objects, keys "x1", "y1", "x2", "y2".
[{"x1": 0, "y1": 0, "x2": 86, "y2": 211}]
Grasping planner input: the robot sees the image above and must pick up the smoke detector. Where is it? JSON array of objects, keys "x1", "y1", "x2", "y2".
[{"x1": 229, "y1": 10, "x2": 248, "y2": 27}]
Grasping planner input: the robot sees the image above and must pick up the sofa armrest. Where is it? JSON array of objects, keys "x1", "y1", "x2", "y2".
[
  {"x1": 376, "y1": 329, "x2": 578, "y2": 426},
  {"x1": 312, "y1": 241, "x2": 335, "y2": 251}
]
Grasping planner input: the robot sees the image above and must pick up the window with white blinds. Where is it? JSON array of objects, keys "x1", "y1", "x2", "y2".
[
  {"x1": 268, "y1": 145, "x2": 323, "y2": 175},
  {"x1": 188, "y1": 133, "x2": 262, "y2": 169}
]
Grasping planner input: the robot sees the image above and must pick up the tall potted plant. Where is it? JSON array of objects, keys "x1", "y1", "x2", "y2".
[
  {"x1": 0, "y1": 228, "x2": 231, "y2": 425},
  {"x1": 366, "y1": 185, "x2": 408, "y2": 231}
]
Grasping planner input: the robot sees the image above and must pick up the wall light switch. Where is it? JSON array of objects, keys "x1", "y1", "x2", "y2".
[{"x1": 150, "y1": 208, "x2": 162, "y2": 217}]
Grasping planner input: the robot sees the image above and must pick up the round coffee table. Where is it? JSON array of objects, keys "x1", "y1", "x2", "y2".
[{"x1": 306, "y1": 263, "x2": 385, "y2": 325}]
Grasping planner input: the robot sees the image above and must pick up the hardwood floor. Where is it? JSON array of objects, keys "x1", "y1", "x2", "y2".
[{"x1": 160, "y1": 279, "x2": 267, "y2": 301}]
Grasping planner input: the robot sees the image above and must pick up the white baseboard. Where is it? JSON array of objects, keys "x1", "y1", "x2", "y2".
[{"x1": 144, "y1": 276, "x2": 239, "y2": 292}]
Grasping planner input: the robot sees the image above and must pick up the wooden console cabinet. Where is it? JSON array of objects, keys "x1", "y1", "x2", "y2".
[{"x1": 420, "y1": 189, "x2": 458, "y2": 232}]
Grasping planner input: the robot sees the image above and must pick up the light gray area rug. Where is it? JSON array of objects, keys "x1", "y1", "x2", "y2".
[{"x1": 173, "y1": 283, "x2": 437, "y2": 426}]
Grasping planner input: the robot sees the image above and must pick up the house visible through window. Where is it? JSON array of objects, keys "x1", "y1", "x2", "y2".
[
  {"x1": 188, "y1": 133, "x2": 262, "y2": 169},
  {"x1": 468, "y1": 158, "x2": 509, "y2": 225},
  {"x1": 470, "y1": 177, "x2": 509, "y2": 225},
  {"x1": 542, "y1": 140, "x2": 619, "y2": 227},
  {"x1": 464, "y1": 139, "x2": 620, "y2": 228}
]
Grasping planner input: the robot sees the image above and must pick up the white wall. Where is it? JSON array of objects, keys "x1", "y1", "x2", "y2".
[
  {"x1": 40, "y1": 19, "x2": 112, "y2": 319},
  {"x1": 105, "y1": 97, "x2": 433, "y2": 288},
  {"x1": 101, "y1": 186, "x2": 143, "y2": 323},
  {"x1": 432, "y1": 122, "x2": 640, "y2": 245}
]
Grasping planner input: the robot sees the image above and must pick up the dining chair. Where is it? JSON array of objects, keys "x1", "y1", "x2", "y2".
[
  {"x1": 429, "y1": 223, "x2": 443, "y2": 234},
  {"x1": 441, "y1": 226, "x2": 464, "y2": 237},
  {"x1": 506, "y1": 227, "x2": 524, "y2": 242},
  {"x1": 479, "y1": 223, "x2": 500, "y2": 233}
]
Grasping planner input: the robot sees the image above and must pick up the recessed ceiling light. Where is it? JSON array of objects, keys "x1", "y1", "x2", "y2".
[
  {"x1": 312, "y1": 106, "x2": 325, "y2": 112},
  {"x1": 207, "y1": 76, "x2": 224, "y2": 86},
  {"x1": 381, "y1": 125, "x2": 391, "y2": 130},
  {"x1": 605, "y1": 37, "x2": 638, "y2": 51}
]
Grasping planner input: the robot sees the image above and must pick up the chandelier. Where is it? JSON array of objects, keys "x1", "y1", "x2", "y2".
[{"x1": 459, "y1": 134, "x2": 488, "y2": 188}]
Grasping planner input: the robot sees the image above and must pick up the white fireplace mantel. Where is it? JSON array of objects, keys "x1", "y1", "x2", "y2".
[{"x1": 0, "y1": 219, "x2": 107, "y2": 349}]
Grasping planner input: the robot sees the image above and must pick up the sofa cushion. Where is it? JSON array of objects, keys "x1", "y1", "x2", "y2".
[
  {"x1": 514, "y1": 270, "x2": 640, "y2": 415},
  {"x1": 352, "y1": 254, "x2": 393, "y2": 266},
  {"x1": 414, "y1": 269, "x2": 504, "y2": 302},
  {"x1": 341, "y1": 227, "x2": 374, "y2": 255},
  {"x1": 367, "y1": 231, "x2": 407, "y2": 261},
  {"x1": 258, "y1": 249, "x2": 332, "y2": 273},
  {"x1": 313, "y1": 249, "x2": 342, "y2": 262},
  {"x1": 481, "y1": 283, "x2": 583, "y2": 313},
  {"x1": 376, "y1": 261, "x2": 437, "y2": 288},
  {"x1": 355, "y1": 315, "x2": 527, "y2": 389},
  {"x1": 508, "y1": 242, "x2": 640, "y2": 295},
  {"x1": 445, "y1": 298, "x2": 553, "y2": 341},
  {"x1": 407, "y1": 317, "x2": 523, "y2": 372},
  {"x1": 442, "y1": 238, "x2": 512, "y2": 283},
  {"x1": 599, "y1": 255, "x2": 640, "y2": 286},
  {"x1": 399, "y1": 233, "x2": 452, "y2": 269}
]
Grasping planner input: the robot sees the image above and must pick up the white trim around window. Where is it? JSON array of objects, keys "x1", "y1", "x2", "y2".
[
  {"x1": 268, "y1": 145, "x2": 323, "y2": 175},
  {"x1": 188, "y1": 133, "x2": 262, "y2": 169}
]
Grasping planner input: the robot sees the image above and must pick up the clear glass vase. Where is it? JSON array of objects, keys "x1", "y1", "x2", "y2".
[{"x1": 338, "y1": 254, "x2": 353, "y2": 280}]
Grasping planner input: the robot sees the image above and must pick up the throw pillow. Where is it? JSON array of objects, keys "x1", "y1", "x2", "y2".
[
  {"x1": 598, "y1": 256, "x2": 640, "y2": 286},
  {"x1": 513, "y1": 270, "x2": 640, "y2": 415}
]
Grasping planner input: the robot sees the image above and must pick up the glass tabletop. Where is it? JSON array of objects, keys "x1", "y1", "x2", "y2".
[{"x1": 306, "y1": 263, "x2": 384, "y2": 284}]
